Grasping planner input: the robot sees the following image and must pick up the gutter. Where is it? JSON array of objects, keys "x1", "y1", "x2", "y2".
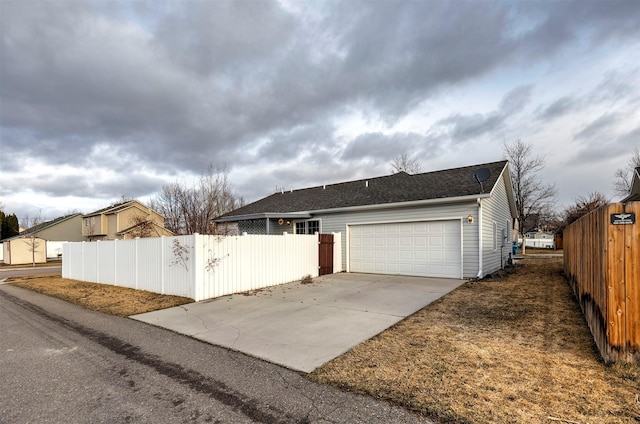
[{"x1": 216, "y1": 212, "x2": 312, "y2": 223}]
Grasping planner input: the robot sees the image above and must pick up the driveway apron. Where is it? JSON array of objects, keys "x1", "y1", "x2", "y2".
[{"x1": 131, "y1": 273, "x2": 465, "y2": 373}]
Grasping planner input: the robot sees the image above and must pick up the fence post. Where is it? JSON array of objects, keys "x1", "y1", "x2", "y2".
[
  {"x1": 96, "y1": 240, "x2": 100, "y2": 282},
  {"x1": 113, "y1": 239, "x2": 117, "y2": 286},
  {"x1": 81, "y1": 241, "x2": 85, "y2": 281},
  {"x1": 160, "y1": 236, "x2": 165, "y2": 294},
  {"x1": 135, "y1": 237, "x2": 139, "y2": 290},
  {"x1": 193, "y1": 233, "x2": 201, "y2": 301}
]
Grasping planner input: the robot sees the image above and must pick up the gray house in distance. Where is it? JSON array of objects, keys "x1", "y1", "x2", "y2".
[{"x1": 217, "y1": 160, "x2": 516, "y2": 279}]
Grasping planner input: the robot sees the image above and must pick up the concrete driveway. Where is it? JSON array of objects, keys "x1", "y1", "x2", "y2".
[{"x1": 131, "y1": 273, "x2": 466, "y2": 373}]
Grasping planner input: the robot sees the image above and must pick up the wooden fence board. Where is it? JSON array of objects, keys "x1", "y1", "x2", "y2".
[
  {"x1": 625, "y1": 202, "x2": 640, "y2": 360},
  {"x1": 607, "y1": 204, "x2": 626, "y2": 354},
  {"x1": 564, "y1": 201, "x2": 640, "y2": 363}
]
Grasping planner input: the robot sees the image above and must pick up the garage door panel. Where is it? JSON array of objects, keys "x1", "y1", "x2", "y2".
[{"x1": 350, "y1": 220, "x2": 461, "y2": 279}]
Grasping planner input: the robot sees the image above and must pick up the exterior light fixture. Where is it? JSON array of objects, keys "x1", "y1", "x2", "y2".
[{"x1": 468, "y1": 215, "x2": 474, "y2": 224}]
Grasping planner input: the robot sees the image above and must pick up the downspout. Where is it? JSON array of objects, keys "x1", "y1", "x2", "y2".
[
  {"x1": 266, "y1": 218, "x2": 270, "y2": 235},
  {"x1": 477, "y1": 198, "x2": 483, "y2": 278}
]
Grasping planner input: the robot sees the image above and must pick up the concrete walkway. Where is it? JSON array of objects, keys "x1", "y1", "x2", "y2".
[{"x1": 132, "y1": 273, "x2": 465, "y2": 373}]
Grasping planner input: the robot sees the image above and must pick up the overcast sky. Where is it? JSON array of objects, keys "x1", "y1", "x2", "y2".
[{"x1": 1, "y1": 0, "x2": 639, "y2": 223}]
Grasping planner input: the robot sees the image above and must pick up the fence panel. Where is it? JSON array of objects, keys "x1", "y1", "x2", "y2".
[
  {"x1": 115, "y1": 239, "x2": 137, "y2": 288},
  {"x1": 97, "y1": 241, "x2": 116, "y2": 285},
  {"x1": 62, "y1": 233, "x2": 339, "y2": 302},
  {"x1": 564, "y1": 202, "x2": 639, "y2": 363},
  {"x1": 625, "y1": 202, "x2": 640, "y2": 358},
  {"x1": 162, "y1": 235, "x2": 194, "y2": 299},
  {"x1": 136, "y1": 238, "x2": 164, "y2": 293}
]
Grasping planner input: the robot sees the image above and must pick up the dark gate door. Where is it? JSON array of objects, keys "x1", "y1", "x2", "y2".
[{"x1": 318, "y1": 234, "x2": 334, "y2": 276}]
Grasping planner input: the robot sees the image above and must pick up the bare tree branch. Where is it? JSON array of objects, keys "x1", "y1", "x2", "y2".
[
  {"x1": 503, "y1": 139, "x2": 558, "y2": 253},
  {"x1": 390, "y1": 152, "x2": 423, "y2": 174},
  {"x1": 613, "y1": 147, "x2": 640, "y2": 197},
  {"x1": 151, "y1": 164, "x2": 244, "y2": 235}
]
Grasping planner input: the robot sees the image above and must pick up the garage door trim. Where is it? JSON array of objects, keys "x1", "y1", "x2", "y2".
[{"x1": 347, "y1": 217, "x2": 464, "y2": 279}]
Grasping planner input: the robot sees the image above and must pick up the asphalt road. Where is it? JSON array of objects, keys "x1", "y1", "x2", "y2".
[
  {"x1": 0, "y1": 284, "x2": 431, "y2": 424},
  {"x1": 0, "y1": 265, "x2": 62, "y2": 280}
]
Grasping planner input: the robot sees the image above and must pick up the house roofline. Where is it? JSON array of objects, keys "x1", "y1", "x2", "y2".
[
  {"x1": 216, "y1": 212, "x2": 313, "y2": 223},
  {"x1": 490, "y1": 163, "x2": 517, "y2": 218},
  {"x1": 216, "y1": 194, "x2": 491, "y2": 222},
  {"x1": 622, "y1": 167, "x2": 640, "y2": 202}
]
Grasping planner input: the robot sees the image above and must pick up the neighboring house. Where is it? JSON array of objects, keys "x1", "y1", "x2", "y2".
[
  {"x1": 83, "y1": 200, "x2": 173, "y2": 241},
  {"x1": 1, "y1": 213, "x2": 83, "y2": 264},
  {"x1": 622, "y1": 166, "x2": 640, "y2": 202},
  {"x1": 2, "y1": 235, "x2": 47, "y2": 265},
  {"x1": 521, "y1": 230, "x2": 555, "y2": 249},
  {"x1": 217, "y1": 160, "x2": 517, "y2": 279},
  {"x1": 525, "y1": 230, "x2": 554, "y2": 240}
]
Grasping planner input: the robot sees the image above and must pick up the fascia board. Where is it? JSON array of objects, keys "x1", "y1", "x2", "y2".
[
  {"x1": 216, "y1": 212, "x2": 313, "y2": 222},
  {"x1": 304, "y1": 194, "x2": 490, "y2": 216}
]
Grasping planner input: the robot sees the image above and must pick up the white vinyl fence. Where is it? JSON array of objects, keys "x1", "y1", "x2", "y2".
[{"x1": 62, "y1": 233, "x2": 341, "y2": 301}]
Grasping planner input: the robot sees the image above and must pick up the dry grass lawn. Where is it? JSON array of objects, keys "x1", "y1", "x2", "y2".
[
  {"x1": 309, "y1": 258, "x2": 640, "y2": 423},
  {"x1": 7, "y1": 274, "x2": 192, "y2": 316}
]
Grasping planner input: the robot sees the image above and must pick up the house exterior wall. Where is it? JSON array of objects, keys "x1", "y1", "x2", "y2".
[
  {"x1": 107, "y1": 214, "x2": 118, "y2": 239},
  {"x1": 309, "y1": 201, "x2": 480, "y2": 278},
  {"x1": 117, "y1": 205, "x2": 145, "y2": 232},
  {"x1": 36, "y1": 215, "x2": 83, "y2": 242},
  {"x1": 267, "y1": 218, "x2": 294, "y2": 235},
  {"x1": 83, "y1": 216, "x2": 103, "y2": 239},
  {"x1": 480, "y1": 171, "x2": 514, "y2": 276},
  {"x1": 5, "y1": 237, "x2": 47, "y2": 265}
]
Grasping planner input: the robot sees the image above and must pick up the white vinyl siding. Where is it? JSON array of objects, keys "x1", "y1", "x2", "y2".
[
  {"x1": 481, "y1": 171, "x2": 514, "y2": 275},
  {"x1": 316, "y1": 201, "x2": 479, "y2": 278}
]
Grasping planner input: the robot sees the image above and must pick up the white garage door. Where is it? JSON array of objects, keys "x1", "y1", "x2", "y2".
[{"x1": 349, "y1": 220, "x2": 462, "y2": 279}]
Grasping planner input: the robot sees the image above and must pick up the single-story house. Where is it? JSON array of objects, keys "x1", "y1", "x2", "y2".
[
  {"x1": 216, "y1": 160, "x2": 517, "y2": 279},
  {"x1": 2, "y1": 235, "x2": 47, "y2": 265},
  {"x1": 1, "y1": 213, "x2": 84, "y2": 264},
  {"x1": 622, "y1": 166, "x2": 640, "y2": 202},
  {"x1": 521, "y1": 230, "x2": 555, "y2": 249}
]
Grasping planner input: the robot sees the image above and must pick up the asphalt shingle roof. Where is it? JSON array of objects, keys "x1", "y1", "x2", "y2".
[{"x1": 220, "y1": 160, "x2": 508, "y2": 219}]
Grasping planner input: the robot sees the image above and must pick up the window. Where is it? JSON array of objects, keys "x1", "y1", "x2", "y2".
[
  {"x1": 307, "y1": 220, "x2": 319, "y2": 234},
  {"x1": 295, "y1": 220, "x2": 320, "y2": 234},
  {"x1": 493, "y1": 221, "x2": 498, "y2": 251}
]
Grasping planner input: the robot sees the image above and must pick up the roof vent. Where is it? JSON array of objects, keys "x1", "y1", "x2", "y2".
[{"x1": 365, "y1": 180, "x2": 369, "y2": 188}]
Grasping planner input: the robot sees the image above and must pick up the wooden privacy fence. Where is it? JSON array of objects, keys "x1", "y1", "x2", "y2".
[
  {"x1": 63, "y1": 233, "x2": 342, "y2": 302},
  {"x1": 564, "y1": 202, "x2": 640, "y2": 363}
]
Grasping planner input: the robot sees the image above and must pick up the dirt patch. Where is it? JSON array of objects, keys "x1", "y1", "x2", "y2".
[
  {"x1": 7, "y1": 275, "x2": 192, "y2": 317},
  {"x1": 309, "y1": 258, "x2": 640, "y2": 423}
]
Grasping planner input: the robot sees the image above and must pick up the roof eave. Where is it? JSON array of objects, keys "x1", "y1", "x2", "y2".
[
  {"x1": 308, "y1": 193, "x2": 491, "y2": 215},
  {"x1": 622, "y1": 167, "x2": 640, "y2": 203},
  {"x1": 216, "y1": 212, "x2": 313, "y2": 223}
]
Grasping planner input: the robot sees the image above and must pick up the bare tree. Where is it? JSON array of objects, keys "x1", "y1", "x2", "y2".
[
  {"x1": 390, "y1": 152, "x2": 423, "y2": 174},
  {"x1": 151, "y1": 164, "x2": 245, "y2": 235},
  {"x1": 20, "y1": 209, "x2": 44, "y2": 232},
  {"x1": 127, "y1": 214, "x2": 159, "y2": 238},
  {"x1": 503, "y1": 139, "x2": 558, "y2": 254},
  {"x1": 25, "y1": 235, "x2": 43, "y2": 267},
  {"x1": 613, "y1": 147, "x2": 640, "y2": 198},
  {"x1": 562, "y1": 191, "x2": 609, "y2": 230}
]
